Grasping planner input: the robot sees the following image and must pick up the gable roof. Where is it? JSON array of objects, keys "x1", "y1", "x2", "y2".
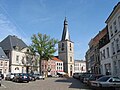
[
  {"x1": 52, "y1": 57, "x2": 63, "y2": 62},
  {"x1": 0, "y1": 47, "x2": 8, "y2": 60},
  {"x1": 0, "y1": 35, "x2": 27, "y2": 50}
]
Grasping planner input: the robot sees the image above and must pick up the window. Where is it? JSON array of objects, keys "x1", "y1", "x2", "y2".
[
  {"x1": 70, "y1": 65, "x2": 72, "y2": 71},
  {"x1": 61, "y1": 43, "x2": 64, "y2": 51},
  {"x1": 22, "y1": 67, "x2": 24, "y2": 73},
  {"x1": 22, "y1": 57, "x2": 25, "y2": 64},
  {"x1": 4, "y1": 69, "x2": 6, "y2": 73},
  {"x1": 70, "y1": 43, "x2": 71, "y2": 47},
  {"x1": 118, "y1": 16, "x2": 120, "y2": 28},
  {"x1": 97, "y1": 76, "x2": 110, "y2": 82},
  {"x1": 112, "y1": 42, "x2": 115, "y2": 55},
  {"x1": 70, "y1": 57, "x2": 72, "y2": 62},
  {"x1": 4, "y1": 62, "x2": 7, "y2": 66},
  {"x1": 110, "y1": 26, "x2": 113, "y2": 37},
  {"x1": 0, "y1": 69, "x2": 2, "y2": 73},
  {"x1": 113, "y1": 21, "x2": 117, "y2": 33},
  {"x1": 15, "y1": 67, "x2": 19, "y2": 70},
  {"x1": 106, "y1": 47, "x2": 110, "y2": 58},
  {"x1": 116, "y1": 38, "x2": 120, "y2": 52},
  {"x1": 100, "y1": 51, "x2": 102, "y2": 60},
  {"x1": 70, "y1": 43, "x2": 72, "y2": 51},
  {"x1": 103, "y1": 49, "x2": 105, "y2": 59},
  {"x1": 0, "y1": 61, "x2": 3, "y2": 66},
  {"x1": 45, "y1": 65, "x2": 47, "y2": 69},
  {"x1": 16, "y1": 55, "x2": 19, "y2": 63}
]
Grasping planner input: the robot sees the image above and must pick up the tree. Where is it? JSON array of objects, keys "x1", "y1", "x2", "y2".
[{"x1": 30, "y1": 33, "x2": 58, "y2": 74}]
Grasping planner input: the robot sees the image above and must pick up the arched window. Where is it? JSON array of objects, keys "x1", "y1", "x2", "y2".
[
  {"x1": 70, "y1": 43, "x2": 72, "y2": 51},
  {"x1": 61, "y1": 43, "x2": 64, "y2": 51},
  {"x1": 62, "y1": 43, "x2": 64, "y2": 47},
  {"x1": 70, "y1": 43, "x2": 71, "y2": 47},
  {"x1": 15, "y1": 67, "x2": 19, "y2": 70},
  {"x1": 70, "y1": 65, "x2": 72, "y2": 71}
]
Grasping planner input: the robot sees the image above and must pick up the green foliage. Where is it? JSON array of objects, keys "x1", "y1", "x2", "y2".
[{"x1": 30, "y1": 33, "x2": 58, "y2": 60}]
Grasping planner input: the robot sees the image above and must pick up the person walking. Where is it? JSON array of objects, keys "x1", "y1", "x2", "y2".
[{"x1": 0, "y1": 71, "x2": 4, "y2": 86}]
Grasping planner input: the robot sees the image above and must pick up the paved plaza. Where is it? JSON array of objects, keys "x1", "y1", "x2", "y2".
[{"x1": 0, "y1": 77, "x2": 91, "y2": 90}]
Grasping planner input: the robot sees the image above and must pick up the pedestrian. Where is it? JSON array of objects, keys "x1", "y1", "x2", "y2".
[{"x1": 0, "y1": 71, "x2": 4, "y2": 86}]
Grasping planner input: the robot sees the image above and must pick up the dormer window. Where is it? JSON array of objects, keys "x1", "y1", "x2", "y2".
[{"x1": 13, "y1": 46, "x2": 19, "y2": 51}]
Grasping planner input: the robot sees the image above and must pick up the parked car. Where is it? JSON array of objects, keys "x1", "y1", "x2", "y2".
[
  {"x1": 33, "y1": 74, "x2": 45, "y2": 80},
  {"x1": 79, "y1": 73, "x2": 93, "y2": 83},
  {"x1": 73, "y1": 72, "x2": 82, "y2": 79},
  {"x1": 90, "y1": 76, "x2": 120, "y2": 89},
  {"x1": 86, "y1": 74, "x2": 104, "y2": 86},
  {"x1": 5, "y1": 73, "x2": 16, "y2": 81},
  {"x1": 27, "y1": 73, "x2": 36, "y2": 81},
  {"x1": 83, "y1": 74, "x2": 95, "y2": 84},
  {"x1": 12, "y1": 73, "x2": 29, "y2": 83}
]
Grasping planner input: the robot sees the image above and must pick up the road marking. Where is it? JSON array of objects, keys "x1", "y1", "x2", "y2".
[{"x1": 1, "y1": 84, "x2": 7, "y2": 88}]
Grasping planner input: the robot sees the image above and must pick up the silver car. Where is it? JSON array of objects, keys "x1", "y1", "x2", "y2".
[
  {"x1": 90, "y1": 76, "x2": 120, "y2": 88},
  {"x1": 5, "y1": 73, "x2": 16, "y2": 81},
  {"x1": 34, "y1": 74, "x2": 45, "y2": 80}
]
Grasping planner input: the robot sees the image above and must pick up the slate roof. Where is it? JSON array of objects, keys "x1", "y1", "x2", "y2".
[
  {"x1": 0, "y1": 47, "x2": 8, "y2": 60},
  {"x1": 0, "y1": 35, "x2": 27, "y2": 50},
  {"x1": 61, "y1": 17, "x2": 70, "y2": 41}
]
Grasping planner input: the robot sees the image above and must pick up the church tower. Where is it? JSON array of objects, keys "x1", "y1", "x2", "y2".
[{"x1": 58, "y1": 17, "x2": 74, "y2": 76}]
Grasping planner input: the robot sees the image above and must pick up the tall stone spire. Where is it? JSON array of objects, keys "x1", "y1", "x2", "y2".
[{"x1": 61, "y1": 17, "x2": 70, "y2": 41}]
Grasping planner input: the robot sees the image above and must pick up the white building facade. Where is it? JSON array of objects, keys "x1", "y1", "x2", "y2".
[
  {"x1": 11, "y1": 47, "x2": 35, "y2": 73},
  {"x1": 100, "y1": 43, "x2": 114, "y2": 75},
  {"x1": 74, "y1": 60, "x2": 86, "y2": 73},
  {"x1": 0, "y1": 35, "x2": 39, "y2": 74},
  {"x1": 0, "y1": 47, "x2": 9, "y2": 77},
  {"x1": 48, "y1": 57, "x2": 63, "y2": 76},
  {"x1": 105, "y1": 2, "x2": 120, "y2": 77}
]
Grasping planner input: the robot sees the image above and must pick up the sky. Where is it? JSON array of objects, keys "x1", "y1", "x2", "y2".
[{"x1": 0, "y1": 0, "x2": 119, "y2": 60}]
